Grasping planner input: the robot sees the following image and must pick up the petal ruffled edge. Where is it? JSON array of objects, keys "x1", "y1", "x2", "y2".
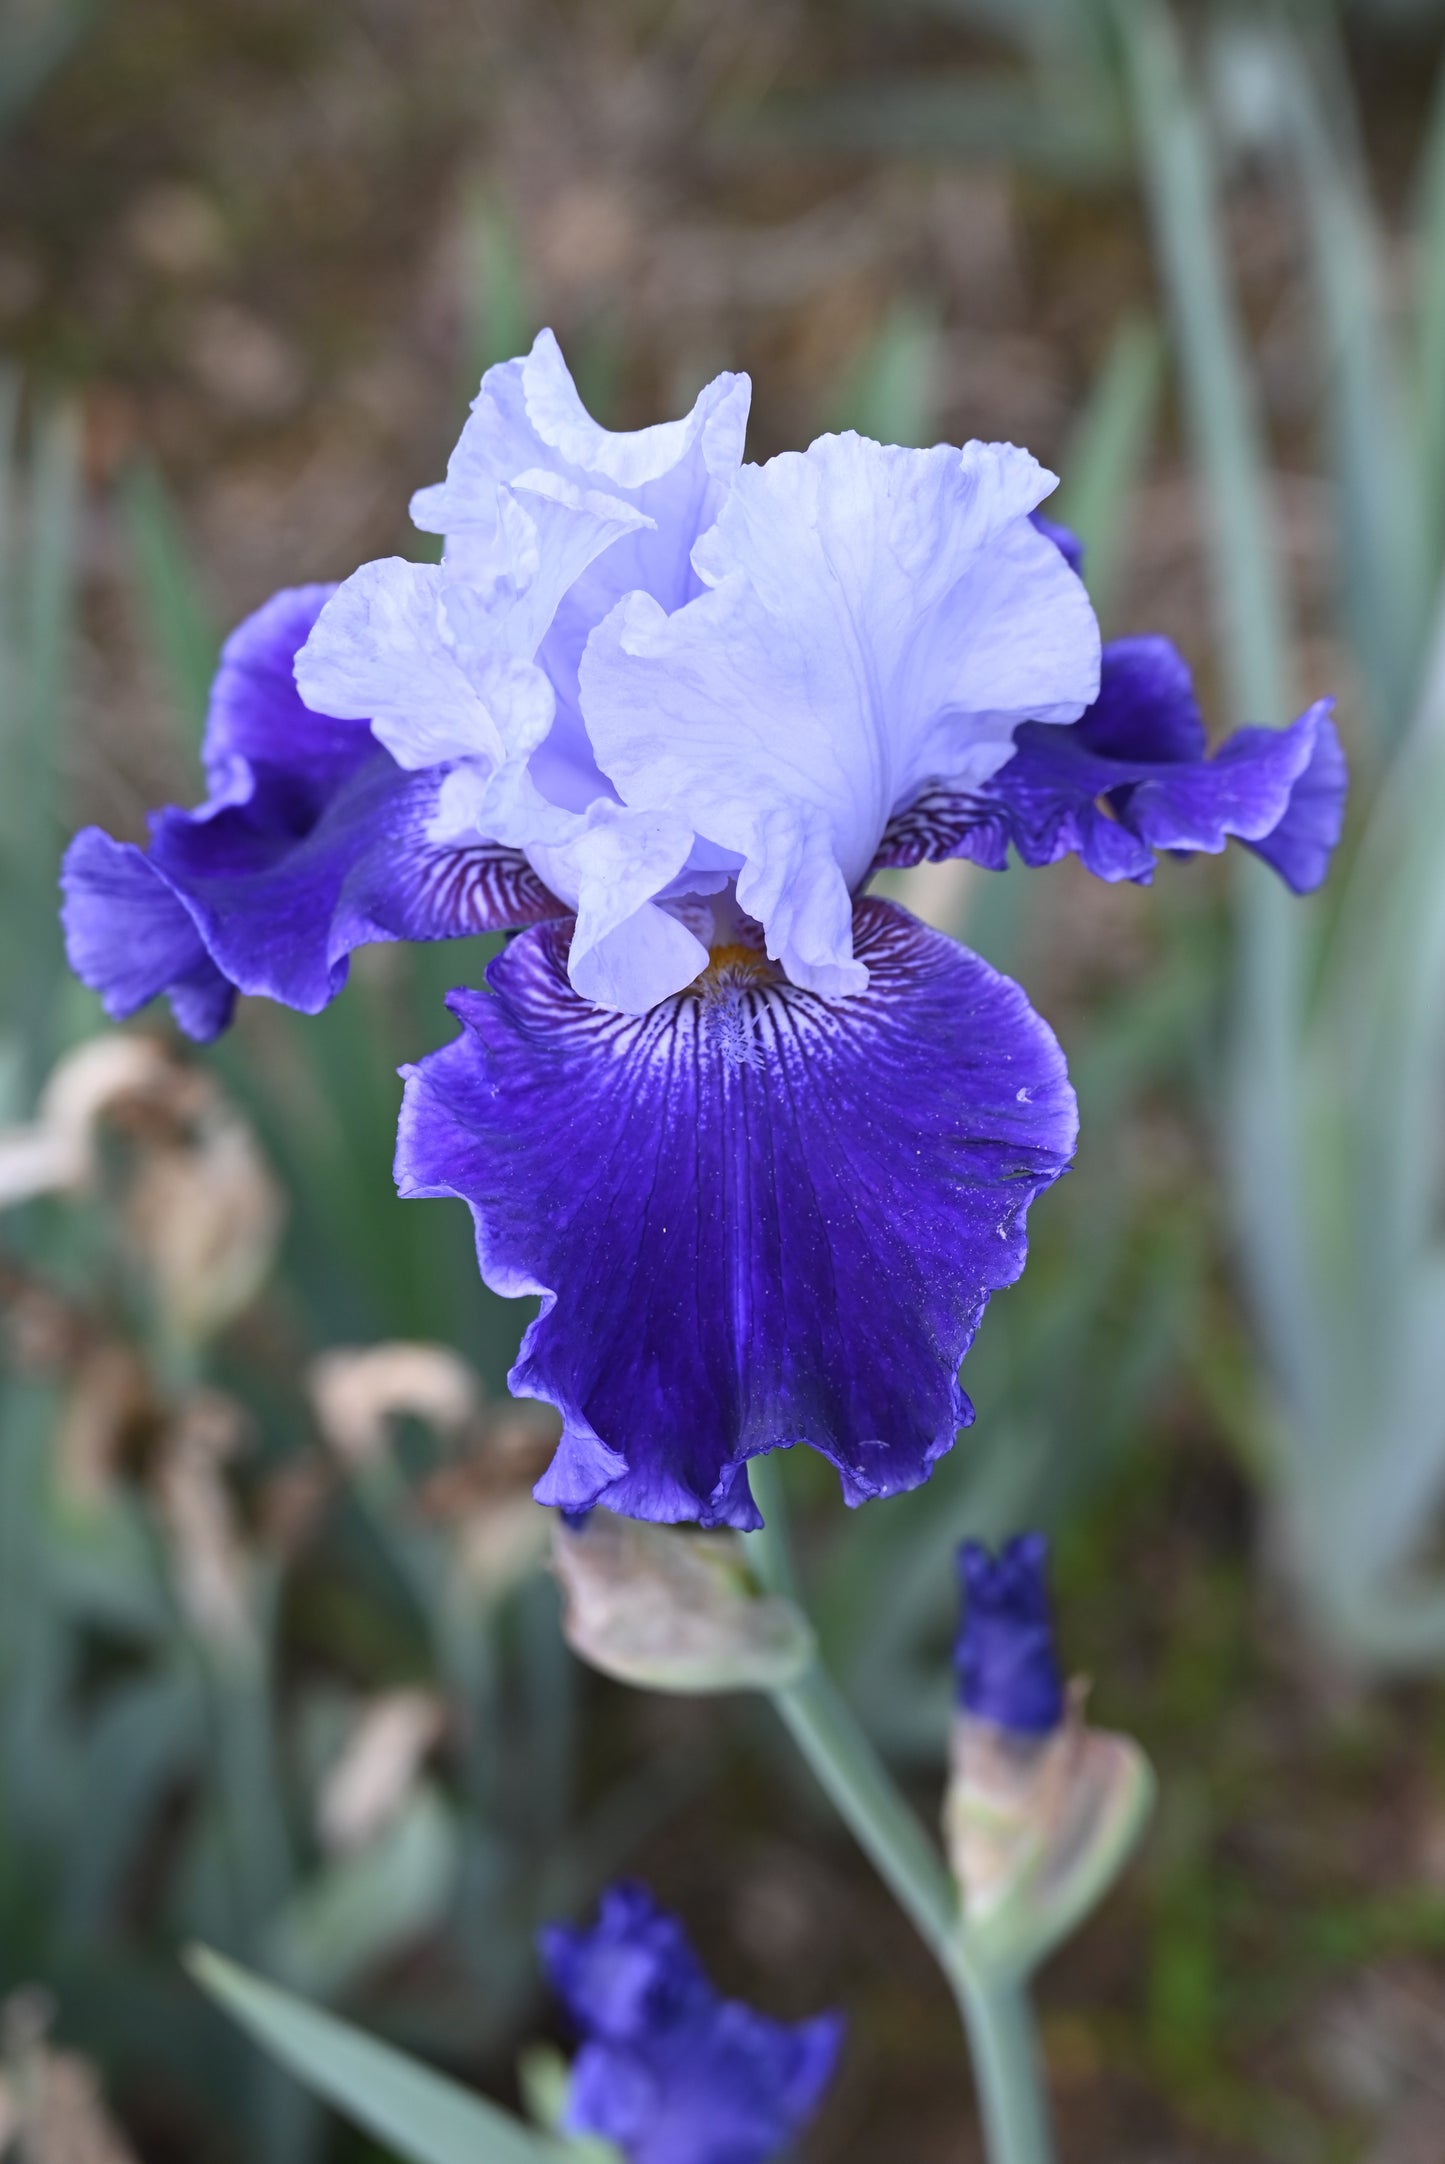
[
  {"x1": 60, "y1": 828, "x2": 237, "y2": 1042},
  {"x1": 410, "y1": 328, "x2": 751, "y2": 529},
  {"x1": 1230, "y1": 704, "x2": 1349, "y2": 894}
]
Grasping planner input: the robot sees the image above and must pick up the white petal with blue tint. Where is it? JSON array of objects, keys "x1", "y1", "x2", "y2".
[
  {"x1": 297, "y1": 336, "x2": 754, "y2": 930},
  {"x1": 579, "y1": 432, "x2": 1100, "y2": 998},
  {"x1": 293, "y1": 508, "x2": 627, "y2": 780},
  {"x1": 411, "y1": 328, "x2": 749, "y2": 533}
]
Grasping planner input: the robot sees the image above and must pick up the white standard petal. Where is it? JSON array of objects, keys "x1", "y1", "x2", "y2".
[
  {"x1": 410, "y1": 328, "x2": 750, "y2": 533},
  {"x1": 502, "y1": 475, "x2": 652, "y2": 650},
  {"x1": 294, "y1": 475, "x2": 643, "y2": 778},
  {"x1": 563, "y1": 803, "x2": 705, "y2": 1012},
  {"x1": 579, "y1": 431, "x2": 1101, "y2": 994},
  {"x1": 414, "y1": 332, "x2": 750, "y2": 659},
  {"x1": 453, "y1": 762, "x2": 704, "y2": 1014},
  {"x1": 295, "y1": 558, "x2": 514, "y2": 769}
]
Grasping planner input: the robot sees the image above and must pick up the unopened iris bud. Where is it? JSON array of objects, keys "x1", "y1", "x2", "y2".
[
  {"x1": 552, "y1": 1509, "x2": 813, "y2": 1694},
  {"x1": 945, "y1": 1534, "x2": 1153, "y2": 1977},
  {"x1": 955, "y1": 1533, "x2": 1065, "y2": 1736}
]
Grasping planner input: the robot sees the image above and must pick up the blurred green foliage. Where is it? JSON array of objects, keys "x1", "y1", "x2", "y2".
[
  {"x1": 1122, "y1": 3, "x2": 1445, "y2": 1668},
  {"x1": 0, "y1": 365, "x2": 670, "y2": 2161}
]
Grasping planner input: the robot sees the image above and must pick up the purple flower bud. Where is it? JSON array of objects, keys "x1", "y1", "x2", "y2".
[
  {"x1": 955, "y1": 1534, "x2": 1065, "y2": 1736},
  {"x1": 540, "y1": 1882, "x2": 843, "y2": 2164}
]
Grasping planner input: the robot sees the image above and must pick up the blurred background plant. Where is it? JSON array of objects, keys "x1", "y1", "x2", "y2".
[{"x1": 6, "y1": 1, "x2": 1445, "y2": 2159}]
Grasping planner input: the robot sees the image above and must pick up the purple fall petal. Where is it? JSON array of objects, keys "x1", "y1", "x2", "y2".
[
  {"x1": 60, "y1": 585, "x2": 559, "y2": 1036},
  {"x1": 140, "y1": 758, "x2": 558, "y2": 1013},
  {"x1": 395, "y1": 897, "x2": 1077, "y2": 1529},
  {"x1": 60, "y1": 829, "x2": 236, "y2": 1042},
  {"x1": 873, "y1": 636, "x2": 1346, "y2": 894},
  {"x1": 1073, "y1": 632, "x2": 1204, "y2": 764},
  {"x1": 203, "y1": 584, "x2": 371, "y2": 792},
  {"x1": 1234, "y1": 704, "x2": 1348, "y2": 893}
]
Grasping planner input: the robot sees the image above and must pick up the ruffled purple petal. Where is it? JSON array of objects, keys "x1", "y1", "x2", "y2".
[
  {"x1": 543, "y1": 1884, "x2": 842, "y2": 2164},
  {"x1": 872, "y1": 637, "x2": 1346, "y2": 895},
  {"x1": 541, "y1": 1883, "x2": 710, "y2": 2044},
  {"x1": 59, "y1": 829, "x2": 236, "y2": 1042},
  {"x1": 202, "y1": 583, "x2": 367, "y2": 793},
  {"x1": 1234, "y1": 706, "x2": 1349, "y2": 893},
  {"x1": 566, "y1": 2044, "x2": 657, "y2": 2154},
  {"x1": 395, "y1": 897, "x2": 1077, "y2": 1529},
  {"x1": 142, "y1": 759, "x2": 558, "y2": 1012},
  {"x1": 61, "y1": 586, "x2": 561, "y2": 1035},
  {"x1": 615, "y1": 2002, "x2": 842, "y2": 2164},
  {"x1": 1072, "y1": 633, "x2": 1206, "y2": 765}
]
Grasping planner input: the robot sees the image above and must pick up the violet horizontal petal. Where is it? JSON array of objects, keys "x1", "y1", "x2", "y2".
[
  {"x1": 872, "y1": 636, "x2": 1346, "y2": 895},
  {"x1": 60, "y1": 829, "x2": 237, "y2": 1041},
  {"x1": 61, "y1": 585, "x2": 559, "y2": 1037},
  {"x1": 1229, "y1": 703, "x2": 1348, "y2": 894},
  {"x1": 142, "y1": 758, "x2": 560, "y2": 1012},
  {"x1": 203, "y1": 583, "x2": 371, "y2": 791},
  {"x1": 395, "y1": 897, "x2": 1077, "y2": 1528}
]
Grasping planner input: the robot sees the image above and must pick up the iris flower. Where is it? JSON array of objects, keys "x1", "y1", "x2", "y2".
[
  {"x1": 62, "y1": 333, "x2": 1345, "y2": 1529},
  {"x1": 541, "y1": 1881, "x2": 842, "y2": 2164}
]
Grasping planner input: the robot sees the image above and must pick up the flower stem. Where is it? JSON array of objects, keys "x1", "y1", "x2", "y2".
[
  {"x1": 745, "y1": 1452, "x2": 1058, "y2": 2164},
  {"x1": 955, "y1": 1972, "x2": 1057, "y2": 2164},
  {"x1": 768, "y1": 1657, "x2": 961, "y2": 1970}
]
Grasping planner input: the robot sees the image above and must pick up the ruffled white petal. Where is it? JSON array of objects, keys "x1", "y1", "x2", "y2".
[
  {"x1": 561, "y1": 807, "x2": 704, "y2": 1011},
  {"x1": 410, "y1": 328, "x2": 749, "y2": 531},
  {"x1": 296, "y1": 459, "x2": 649, "y2": 777},
  {"x1": 297, "y1": 346, "x2": 1102, "y2": 1018},
  {"x1": 297, "y1": 333, "x2": 753, "y2": 928},
  {"x1": 441, "y1": 762, "x2": 705, "y2": 1014},
  {"x1": 579, "y1": 432, "x2": 1100, "y2": 996},
  {"x1": 295, "y1": 559, "x2": 519, "y2": 769}
]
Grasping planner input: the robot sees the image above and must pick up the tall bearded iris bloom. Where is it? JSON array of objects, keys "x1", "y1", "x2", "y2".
[{"x1": 61, "y1": 333, "x2": 1346, "y2": 1530}]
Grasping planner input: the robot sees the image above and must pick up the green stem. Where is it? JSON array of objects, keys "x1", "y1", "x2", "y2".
[
  {"x1": 957, "y1": 1973, "x2": 1057, "y2": 2164},
  {"x1": 746, "y1": 1455, "x2": 1057, "y2": 2164},
  {"x1": 768, "y1": 1658, "x2": 960, "y2": 1970}
]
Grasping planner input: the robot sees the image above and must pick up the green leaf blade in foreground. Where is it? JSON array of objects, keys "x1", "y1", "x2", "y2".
[{"x1": 186, "y1": 1945, "x2": 569, "y2": 2164}]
